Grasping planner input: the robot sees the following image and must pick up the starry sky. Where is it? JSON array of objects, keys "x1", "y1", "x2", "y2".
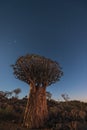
[{"x1": 0, "y1": 0, "x2": 87, "y2": 101}]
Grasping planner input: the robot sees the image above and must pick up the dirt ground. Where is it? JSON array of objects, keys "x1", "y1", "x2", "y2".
[
  {"x1": 0, "y1": 121, "x2": 51, "y2": 130},
  {"x1": 0, "y1": 122, "x2": 87, "y2": 130},
  {"x1": 1, "y1": 121, "x2": 87, "y2": 130}
]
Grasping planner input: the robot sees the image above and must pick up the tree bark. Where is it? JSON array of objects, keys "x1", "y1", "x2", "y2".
[{"x1": 23, "y1": 83, "x2": 48, "y2": 128}]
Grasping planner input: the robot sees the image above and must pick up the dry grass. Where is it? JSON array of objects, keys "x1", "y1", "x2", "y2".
[{"x1": 0, "y1": 97, "x2": 87, "y2": 130}]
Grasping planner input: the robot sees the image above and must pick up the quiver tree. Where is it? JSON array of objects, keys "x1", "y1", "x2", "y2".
[
  {"x1": 11, "y1": 54, "x2": 63, "y2": 128},
  {"x1": 13, "y1": 88, "x2": 21, "y2": 98}
]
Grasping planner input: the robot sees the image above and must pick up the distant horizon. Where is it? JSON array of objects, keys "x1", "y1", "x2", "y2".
[{"x1": 0, "y1": 86, "x2": 87, "y2": 103}]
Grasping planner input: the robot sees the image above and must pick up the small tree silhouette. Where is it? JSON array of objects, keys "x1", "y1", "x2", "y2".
[
  {"x1": 13, "y1": 88, "x2": 21, "y2": 98},
  {"x1": 5, "y1": 91, "x2": 13, "y2": 98},
  {"x1": 61, "y1": 93, "x2": 70, "y2": 102},
  {"x1": 0, "y1": 91, "x2": 13, "y2": 98}
]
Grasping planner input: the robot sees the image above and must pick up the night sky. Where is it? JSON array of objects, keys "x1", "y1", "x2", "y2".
[{"x1": 0, "y1": 0, "x2": 87, "y2": 101}]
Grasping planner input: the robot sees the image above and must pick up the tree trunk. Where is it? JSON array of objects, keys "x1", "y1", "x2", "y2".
[{"x1": 23, "y1": 83, "x2": 48, "y2": 128}]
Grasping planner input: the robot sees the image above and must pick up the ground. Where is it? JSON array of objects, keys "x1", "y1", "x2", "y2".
[{"x1": 0, "y1": 96, "x2": 87, "y2": 130}]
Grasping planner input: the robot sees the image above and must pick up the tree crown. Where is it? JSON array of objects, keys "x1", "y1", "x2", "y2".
[{"x1": 12, "y1": 54, "x2": 63, "y2": 87}]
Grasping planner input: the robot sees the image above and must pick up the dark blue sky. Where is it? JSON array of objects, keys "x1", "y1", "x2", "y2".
[{"x1": 0, "y1": 0, "x2": 87, "y2": 101}]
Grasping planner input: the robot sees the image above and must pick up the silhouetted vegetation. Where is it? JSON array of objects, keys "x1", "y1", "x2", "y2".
[{"x1": 0, "y1": 94, "x2": 87, "y2": 130}]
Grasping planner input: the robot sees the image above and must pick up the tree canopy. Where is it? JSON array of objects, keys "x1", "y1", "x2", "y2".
[
  {"x1": 12, "y1": 54, "x2": 63, "y2": 87},
  {"x1": 13, "y1": 88, "x2": 21, "y2": 98}
]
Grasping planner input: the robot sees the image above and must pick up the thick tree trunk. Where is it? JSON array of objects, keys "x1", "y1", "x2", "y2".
[{"x1": 23, "y1": 83, "x2": 48, "y2": 128}]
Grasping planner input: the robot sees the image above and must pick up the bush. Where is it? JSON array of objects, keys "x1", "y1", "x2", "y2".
[{"x1": 0, "y1": 106, "x2": 20, "y2": 121}]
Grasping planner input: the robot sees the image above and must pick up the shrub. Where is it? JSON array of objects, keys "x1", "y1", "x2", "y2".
[{"x1": 0, "y1": 106, "x2": 19, "y2": 121}]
